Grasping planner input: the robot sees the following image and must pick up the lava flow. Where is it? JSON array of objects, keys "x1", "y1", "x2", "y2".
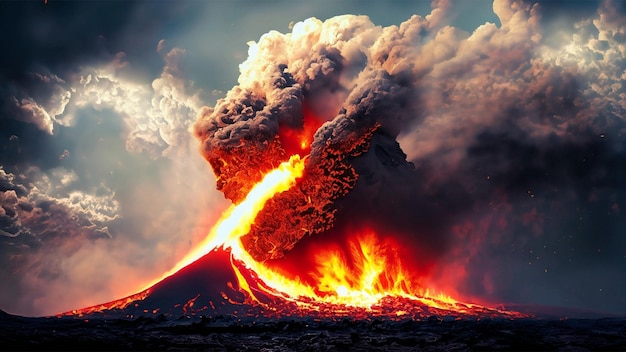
[
  {"x1": 160, "y1": 153, "x2": 432, "y2": 310},
  {"x1": 65, "y1": 150, "x2": 523, "y2": 320},
  {"x1": 64, "y1": 14, "x2": 531, "y2": 318}
]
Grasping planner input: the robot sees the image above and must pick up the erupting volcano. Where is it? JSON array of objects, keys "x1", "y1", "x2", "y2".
[
  {"x1": 6, "y1": 1, "x2": 626, "y2": 350},
  {"x1": 66, "y1": 151, "x2": 521, "y2": 320},
  {"x1": 63, "y1": 14, "x2": 528, "y2": 318}
]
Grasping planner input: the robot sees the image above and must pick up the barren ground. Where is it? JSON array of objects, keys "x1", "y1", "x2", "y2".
[{"x1": 2, "y1": 310, "x2": 625, "y2": 351}]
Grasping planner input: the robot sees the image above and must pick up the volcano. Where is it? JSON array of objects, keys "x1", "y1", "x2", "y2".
[
  {"x1": 56, "y1": 135, "x2": 524, "y2": 321},
  {"x1": 57, "y1": 103, "x2": 536, "y2": 323},
  {"x1": 62, "y1": 245, "x2": 523, "y2": 321}
]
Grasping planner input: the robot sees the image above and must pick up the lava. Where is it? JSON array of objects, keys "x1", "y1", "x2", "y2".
[
  {"x1": 62, "y1": 136, "x2": 525, "y2": 320},
  {"x1": 278, "y1": 102, "x2": 326, "y2": 156},
  {"x1": 65, "y1": 148, "x2": 524, "y2": 319},
  {"x1": 139, "y1": 154, "x2": 307, "y2": 291},
  {"x1": 130, "y1": 150, "x2": 518, "y2": 317}
]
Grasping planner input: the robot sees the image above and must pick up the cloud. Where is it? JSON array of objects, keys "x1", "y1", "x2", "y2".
[
  {"x1": 0, "y1": 36, "x2": 227, "y2": 315},
  {"x1": 0, "y1": 166, "x2": 118, "y2": 243},
  {"x1": 68, "y1": 45, "x2": 205, "y2": 159},
  {"x1": 2, "y1": 41, "x2": 206, "y2": 160},
  {"x1": 2, "y1": 72, "x2": 72, "y2": 135},
  {"x1": 1, "y1": 166, "x2": 118, "y2": 315},
  {"x1": 193, "y1": 1, "x2": 489, "y2": 261}
]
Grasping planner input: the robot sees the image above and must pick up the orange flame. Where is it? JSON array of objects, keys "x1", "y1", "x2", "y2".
[
  {"x1": 308, "y1": 233, "x2": 418, "y2": 305},
  {"x1": 278, "y1": 102, "x2": 325, "y2": 156},
  {"x1": 64, "y1": 151, "x2": 524, "y2": 318},
  {"x1": 231, "y1": 230, "x2": 471, "y2": 311},
  {"x1": 134, "y1": 152, "x2": 520, "y2": 317}
]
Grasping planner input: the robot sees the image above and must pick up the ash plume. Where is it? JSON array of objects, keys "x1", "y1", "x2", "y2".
[
  {"x1": 194, "y1": 14, "x2": 423, "y2": 260},
  {"x1": 194, "y1": 0, "x2": 626, "y2": 312}
]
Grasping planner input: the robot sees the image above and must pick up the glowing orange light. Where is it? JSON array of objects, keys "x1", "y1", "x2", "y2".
[
  {"x1": 278, "y1": 102, "x2": 325, "y2": 156},
  {"x1": 147, "y1": 152, "x2": 491, "y2": 312},
  {"x1": 231, "y1": 231, "x2": 472, "y2": 311},
  {"x1": 67, "y1": 152, "x2": 523, "y2": 318}
]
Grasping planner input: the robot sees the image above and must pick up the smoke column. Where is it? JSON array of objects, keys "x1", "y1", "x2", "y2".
[{"x1": 194, "y1": 0, "x2": 626, "y2": 313}]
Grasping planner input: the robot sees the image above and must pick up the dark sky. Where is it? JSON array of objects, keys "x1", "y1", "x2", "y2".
[{"x1": 1, "y1": 0, "x2": 625, "y2": 317}]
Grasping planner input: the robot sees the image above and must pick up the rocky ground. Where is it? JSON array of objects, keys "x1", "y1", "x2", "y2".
[{"x1": 2, "y1": 310, "x2": 626, "y2": 351}]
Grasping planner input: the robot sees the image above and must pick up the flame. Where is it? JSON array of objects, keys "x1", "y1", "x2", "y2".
[
  {"x1": 308, "y1": 233, "x2": 417, "y2": 305},
  {"x1": 61, "y1": 148, "x2": 527, "y2": 319},
  {"x1": 150, "y1": 150, "x2": 438, "y2": 309},
  {"x1": 231, "y1": 230, "x2": 471, "y2": 311},
  {"x1": 64, "y1": 150, "x2": 525, "y2": 318},
  {"x1": 128, "y1": 151, "x2": 520, "y2": 317},
  {"x1": 278, "y1": 102, "x2": 325, "y2": 156},
  {"x1": 245, "y1": 232, "x2": 423, "y2": 307}
]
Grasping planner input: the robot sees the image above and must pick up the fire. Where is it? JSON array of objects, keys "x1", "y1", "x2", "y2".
[
  {"x1": 150, "y1": 150, "x2": 439, "y2": 309},
  {"x1": 231, "y1": 230, "x2": 477, "y2": 312},
  {"x1": 159, "y1": 152, "x2": 460, "y2": 311},
  {"x1": 143, "y1": 151, "x2": 495, "y2": 313},
  {"x1": 200, "y1": 157, "x2": 504, "y2": 313},
  {"x1": 278, "y1": 102, "x2": 325, "y2": 156},
  {"x1": 310, "y1": 233, "x2": 416, "y2": 304},
  {"x1": 258, "y1": 232, "x2": 422, "y2": 307},
  {"x1": 66, "y1": 150, "x2": 523, "y2": 318}
]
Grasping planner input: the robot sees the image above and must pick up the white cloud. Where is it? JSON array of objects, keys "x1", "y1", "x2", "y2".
[
  {"x1": 67, "y1": 42, "x2": 205, "y2": 159},
  {"x1": 8, "y1": 72, "x2": 72, "y2": 135}
]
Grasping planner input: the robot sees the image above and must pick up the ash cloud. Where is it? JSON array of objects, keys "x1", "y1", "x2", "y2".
[{"x1": 196, "y1": 0, "x2": 626, "y2": 313}]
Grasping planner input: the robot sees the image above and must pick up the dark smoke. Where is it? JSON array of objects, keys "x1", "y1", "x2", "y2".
[{"x1": 194, "y1": 0, "x2": 626, "y2": 313}]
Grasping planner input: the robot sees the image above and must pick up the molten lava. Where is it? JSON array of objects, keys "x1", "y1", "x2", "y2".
[
  {"x1": 142, "y1": 154, "x2": 307, "y2": 289},
  {"x1": 303, "y1": 233, "x2": 420, "y2": 304},
  {"x1": 65, "y1": 150, "x2": 524, "y2": 319},
  {"x1": 278, "y1": 102, "x2": 325, "y2": 156},
  {"x1": 137, "y1": 152, "x2": 514, "y2": 316}
]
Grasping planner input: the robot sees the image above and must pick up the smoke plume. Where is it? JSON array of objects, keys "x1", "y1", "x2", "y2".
[{"x1": 195, "y1": 0, "x2": 626, "y2": 312}]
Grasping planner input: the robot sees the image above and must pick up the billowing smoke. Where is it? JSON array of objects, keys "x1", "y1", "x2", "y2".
[
  {"x1": 194, "y1": 14, "x2": 429, "y2": 261},
  {"x1": 195, "y1": 0, "x2": 626, "y2": 312}
]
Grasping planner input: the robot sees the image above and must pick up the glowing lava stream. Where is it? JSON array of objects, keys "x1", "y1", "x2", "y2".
[{"x1": 143, "y1": 155, "x2": 306, "y2": 289}]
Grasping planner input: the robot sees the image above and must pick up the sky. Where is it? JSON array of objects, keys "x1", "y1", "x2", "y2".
[{"x1": 0, "y1": 0, "x2": 625, "y2": 317}]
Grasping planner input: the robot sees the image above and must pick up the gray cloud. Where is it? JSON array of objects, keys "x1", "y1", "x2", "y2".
[
  {"x1": 2, "y1": 71, "x2": 72, "y2": 135},
  {"x1": 67, "y1": 43, "x2": 206, "y2": 159},
  {"x1": 0, "y1": 35, "x2": 226, "y2": 315}
]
